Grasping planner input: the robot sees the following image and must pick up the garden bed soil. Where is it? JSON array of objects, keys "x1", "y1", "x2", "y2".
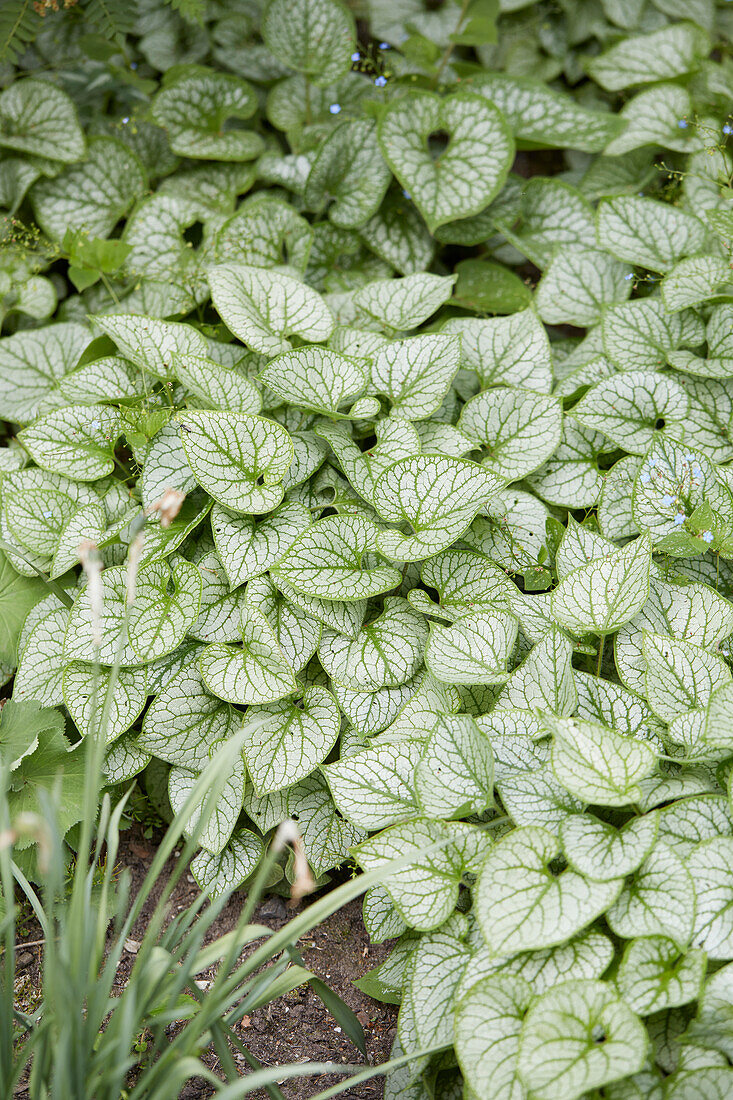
[{"x1": 14, "y1": 825, "x2": 398, "y2": 1099}]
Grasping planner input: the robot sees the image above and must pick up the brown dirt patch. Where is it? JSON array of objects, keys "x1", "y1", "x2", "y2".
[{"x1": 12, "y1": 824, "x2": 397, "y2": 1099}]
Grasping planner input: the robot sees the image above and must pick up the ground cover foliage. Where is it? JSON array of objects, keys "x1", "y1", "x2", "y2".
[{"x1": 2, "y1": 0, "x2": 733, "y2": 1096}]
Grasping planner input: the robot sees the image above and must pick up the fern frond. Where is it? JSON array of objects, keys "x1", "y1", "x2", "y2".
[
  {"x1": 166, "y1": 0, "x2": 206, "y2": 27},
  {"x1": 81, "y1": 0, "x2": 136, "y2": 43},
  {"x1": 0, "y1": 0, "x2": 40, "y2": 65}
]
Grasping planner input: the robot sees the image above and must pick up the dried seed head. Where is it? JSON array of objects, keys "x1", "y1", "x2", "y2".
[
  {"x1": 274, "y1": 819, "x2": 316, "y2": 903},
  {"x1": 78, "y1": 540, "x2": 103, "y2": 648},
  {"x1": 126, "y1": 532, "x2": 146, "y2": 607},
  {"x1": 147, "y1": 488, "x2": 186, "y2": 528}
]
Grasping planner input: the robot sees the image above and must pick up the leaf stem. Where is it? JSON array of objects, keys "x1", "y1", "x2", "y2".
[
  {"x1": 433, "y1": 0, "x2": 471, "y2": 87},
  {"x1": 596, "y1": 634, "x2": 605, "y2": 677},
  {"x1": 0, "y1": 538, "x2": 74, "y2": 609}
]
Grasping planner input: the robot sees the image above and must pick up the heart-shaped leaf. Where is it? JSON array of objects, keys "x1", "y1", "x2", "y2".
[
  {"x1": 378, "y1": 91, "x2": 514, "y2": 233},
  {"x1": 178, "y1": 410, "x2": 293, "y2": 513}
]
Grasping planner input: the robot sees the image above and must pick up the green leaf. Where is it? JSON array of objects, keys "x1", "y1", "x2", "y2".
[
  {"x1": 459, "y1": 387, "x2": 562, "y2": 481},
  {"x1": 425, "y1": 610, "x2": 517, "y2": 685},
  {"x1": 475, "y1": 826, "x2": 623, "y2": 956},
  {"x1": 517, "y1": 979, "x2": 648, "y2": 1100},
  {"x1": 536, "y1": 245, "x2": 632, "y2": 327},
  {"x1": 0, "y1": 79, "x2": 85, "y2": 162},
  {"x1": 169, "y1": 754, "x2": 245, "y2": 853},
  {"x1": 63, "y1": 662, "x2": 147, "y2": 743},
  {"x1": 18, "y1": 406, "x2": 123, "y2": 481},
  {"x1": 353, "y1": 274, "x2": 456, "y2": 333},
  {"x1": 451, "y1": 259, "x2": 531, "y2": 314},
  {"x1": 31, "y1": 137, "x2": 146, "y2": 241},
  {"x1": 455, "y1": 974, "x2": 534, "y2": 1100},
  {"x1": 258, "y1": 347, "x2": 367, "y2": 418},
  {"x1": 271, "y1": 514, "x2": 401, "y2": 600},
  {"x1": 371, "y1": 334, "x2": 461, "y2": 420},
  {"x1": 191, "y1": 829, "x2": 264, "y2": 897},
  {"x1": 470, "y1": 73, "x2": 624, "y2": 152},
  {"x1": 243, "y1": 685, "x2": 340, "y2": 793},
  {"x1": 0, "y1": 322, "x2": 94, "y2": 423},
  {"x1": 139, "y1": 662, "x2": 237, "y2": 770},
  {"x1": 323, "y1": 739, "x2": 423, "y2": 830},
  {"x1": 304, "y1": 119, "x2": 391, "y2": 229},
  {"x1": 371, "y1": 455, "x2": 503, "y2": 561},
  {"x1": 208, "y1": 263, "x2": 334, "y2": 356},
  {"x1": 198, "y1": 606, "x2": 297, "y2": 705},
  {"x1": 596, "y1": 197, "x2": 709, "y2": 274},
  {"x1": 262, "y1": 0, "x2": 356, "y2": 86},
  {"x1": 442, "y1": 309, "x2": 552, "y2": 392},
  {"x1": 178, "y1": 410, "x2": 293, "y2": 513},
  {"x1": 6, "y1": 720, "x2": 86, "y2": 843},
  {"x1": 547, "y1": 715, "x2": 657, "y2": 807},
  {"x1": 571, "y1": 371, "x2": 688, "y2": 455},
  {"x1": 605, "y1": 840, "x2": 696, "y2": 946},
  {"x1": 377, "y1": 91, "x2": 514, "y2": 233},
  {"x1": 91, "y1": 313, "x2": 208, "y2": 380},
  {"x1": 319, "y1": 597, "x2": 427, "y2": 690},
  {"x1": 415, "y1": 714, "x2": 493, "y2": 819},
  {"x1": 151, "y1": 70, "x2": 262, "y2": 160},
  {"x1": 550, "y1": 534, "x2": 652, "y2": 636},
  {"x1": 0, "y1": 699, "x2": 61, "y2": 771},
  {"x1": 587, "y1": 22, "x2": 710, "y2": 91},
  {"x1": 0, "y1": 551, "x2": 46, "y2": 665},
  {"x1": 617, "y1": 937, "x2": 707, "y2": 1015}
]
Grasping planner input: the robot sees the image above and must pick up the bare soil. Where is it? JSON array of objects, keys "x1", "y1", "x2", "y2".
[{"x1": 13, "y1": 825, "x2": 398, "y2": 1099}]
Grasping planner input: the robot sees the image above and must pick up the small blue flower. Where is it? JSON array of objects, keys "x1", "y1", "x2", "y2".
[
  {"x1": 374, "y1": 75, "x2": 387, "y2": 87},
  {"x1": 624, "y1": 273, "x2": 633, "y2": 281},
  {"x1": 351, "y1": 51, "x2": 361, "y2": 61},
  {"x1": 674, "y1": 512, "x2": 686, "y2": 525},
  {"x1": 379, "y1": 42, "x2": 391, "y2": 49},
  {"x1": 703, "y1": 531, "x2": 714, "y2": 543},
  {"x1": 121, "y1": 117, "x2": 130, "y2": 124},
  {"x1": 329, "y1": 103, "x2": 341, "y2": 114},
  {"x1": 724, "y1": 124, "x2": 733, "y2": 135},
  {"x1": 640, "y1": 473, "x2": 651, "y2": 484},
  {"x1": 43, "y1": 510, "x2": 52, "y2": 518},
  {"x1": 678, "y1": 119, "x2": 688, "y2": 129},
  {"x1": 661, "y1": 494, "x2": 675, "y2": 507},
  {"x1": 130, "y1": 62, "x2": 138, "y2": 70},
  {"x1": 402, "y1": 189, "x2": 411, "y2": 199}
]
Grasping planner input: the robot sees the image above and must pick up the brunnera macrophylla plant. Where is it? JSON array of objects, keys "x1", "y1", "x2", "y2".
[{"x1": 1, "y1": 0, "x2": 733, "y2": 1096}]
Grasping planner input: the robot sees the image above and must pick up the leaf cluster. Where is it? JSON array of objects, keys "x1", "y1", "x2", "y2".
[{"x1": 1, "y1": 0, "x2": 733, "y2": 1096}]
